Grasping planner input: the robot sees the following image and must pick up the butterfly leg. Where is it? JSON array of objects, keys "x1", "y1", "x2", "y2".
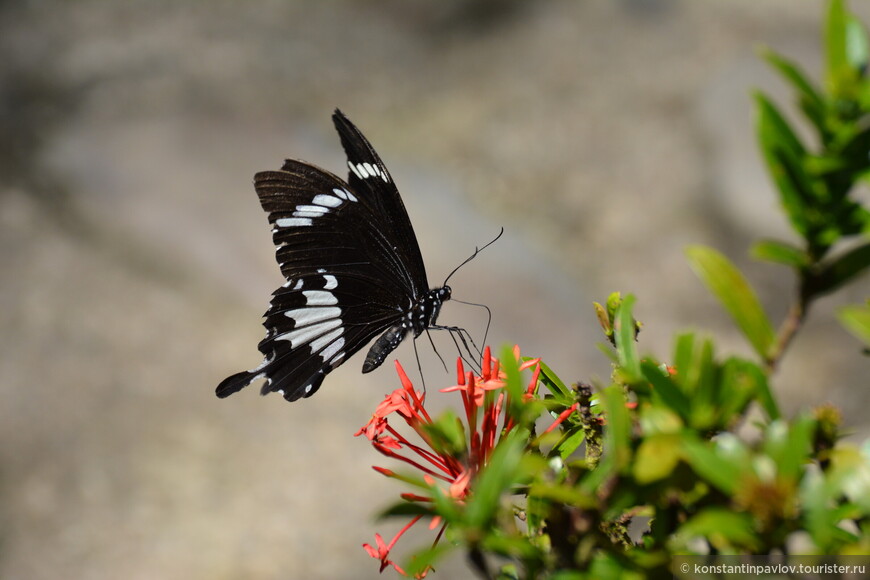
[
  {"x1": 424, "y1": 328, "x2": 449, "y2": 373},
  {"x1": 431, "y1": 324, "x2": 483, "y2": 374},
  {"x1": 412, "y1": 335, "x2": 428, "y2": 396}
]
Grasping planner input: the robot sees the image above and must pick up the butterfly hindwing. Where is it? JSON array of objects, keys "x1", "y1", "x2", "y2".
[{"x1": 257, "y1": 271, "x2": 401, "y2": 401}]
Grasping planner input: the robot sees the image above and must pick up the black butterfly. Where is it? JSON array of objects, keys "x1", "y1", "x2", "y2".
[{"x1": 217, "y1": 110, "x2": 452, "y2": 402}]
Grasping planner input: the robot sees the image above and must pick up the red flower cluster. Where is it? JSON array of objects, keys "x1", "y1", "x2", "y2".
[{"x1": 356, "y1": 346, "x2": 546, "y2": 577}]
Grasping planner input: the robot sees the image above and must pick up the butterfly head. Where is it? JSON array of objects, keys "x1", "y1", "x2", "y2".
[{"x1": 408, "y1": 286, "x2": 450, "y2": 338}]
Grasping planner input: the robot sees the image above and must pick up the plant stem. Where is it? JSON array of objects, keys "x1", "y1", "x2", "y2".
[{"x1": 765, "y1": 287, "x2": 810, "y2": 373}]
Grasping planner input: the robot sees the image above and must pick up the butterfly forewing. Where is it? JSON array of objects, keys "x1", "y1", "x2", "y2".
[
  {"x1": 217, "y1": 110, "x2": 445, "y2": 403},
  {"x1": 332, "y1": 112, "x2": 430, "y2": 297}
]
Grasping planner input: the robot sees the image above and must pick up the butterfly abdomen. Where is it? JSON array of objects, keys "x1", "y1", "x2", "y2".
[{"x1": 362, "y1": 324, "x2": 405, "y2": 373}]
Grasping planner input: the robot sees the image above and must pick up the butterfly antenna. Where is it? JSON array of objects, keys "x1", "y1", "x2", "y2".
[{"x1": 443, "y1": 227, "x2": 504, "y2": 287}]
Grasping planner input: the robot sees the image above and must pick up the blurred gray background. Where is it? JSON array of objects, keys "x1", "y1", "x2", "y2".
[{"x1": 2, "y1": 1, "x2": 868, "y2": 578}]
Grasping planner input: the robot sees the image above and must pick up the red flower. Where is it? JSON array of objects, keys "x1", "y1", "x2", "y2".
[
  {"x1": 363, "y1": 523, "x2": 415, "y2": 576},
  {"x1": 357, "y1": 345, "x2": 555, "y2": 577}
]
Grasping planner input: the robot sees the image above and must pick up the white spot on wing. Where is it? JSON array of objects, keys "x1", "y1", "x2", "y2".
[
  {"x1": 294, "y1": 205, "x2": 329, "y2": 214},
  {"x1": 292, "y1": 210, "x2": 326, "y2": 218},
  {"x1": 356, "y1": 163, "x2": 370, "y2": 178},
  {"x1": 332, "y1": 188, "x2": 348, "y2": 200},
  {"x1": 348, "y1": 161, "x2": 363, "y2": 179},
  {"x1": 362, "y1": 162, "x2": 375, "y2": 177},
  {"x1": 303, "y1": 290, "x2": 338, "y2": 305},
  {"x1": 286, "y1": 306, "x2": 341, "y2": 326},
  {"x1": 248, "y1": 353, "x2": 274, "y2": 374},
  {"x1": 311, "y1": 328, "x2": 342, "y2": 354},
  {"x1": 293, "y1": 279, "x2": 304, "y2": 290},
  {"x1": 275, "y1": 217, "x2": 312, "y2": 227},
  {"x1": 317, "y1": 335, "x2": 345, "y2": 361},
  {"x1": 323, "y1": 274, "x2": 337, "y2": 290},
  {"x1": 275, "y1": 318, "x2": 341, "y2": 347},
  {"x1": 312, "y1": 194, "x2": 342, "y2": 208}
]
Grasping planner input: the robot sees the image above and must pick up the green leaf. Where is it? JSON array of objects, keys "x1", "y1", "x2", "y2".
[
  {"x1": 549, "y1": 571, "x2": 585, "y2": 580},
  {"x1": 552, "y1": 426, "x2": 586, "y2": 461},
  {"x1": 764, "y1": 415, "x2": 815, "y2": 481},
  {"x1": 672, "y1": 333, "x2": 695, "y2": 380},
  {"x1": 593, "y1": 301, "x2": 613, "y2": 341},
  {"x1": 718, "y1": 358, "x2": 773, "y2": 422},
  {"x1": 751, "y1": 239, "x2": 810, "y2": 269},
  {"x1": 613, "y1": 294, "x2": 641, "y2": 378},
  {"x1": 761, "y1": 48, "x2": 826, "y2": 132},
  {"x1": 606, "y1": 292, "x2": 623, "y2": 320},
  {"x1": 601, "y1": 385, "x2": 632, "y2": 472},
  {"x1": 677, "y1": 508, "x2": 761, "y2": 551},
  {"x1": 500, "y1": 346, "x2": 532, "y2": 425},
  {"x1": 828, "y1": 445, "x2": 870, "y2": 510},
  {"x1": 481, "y1": 534, "x2": 545, "y2": 560},
  {"x1": 528, "y1": 482, "x2": 596, "y2": 508},
  {"x1": 712, "y1": 433, "x2": 752, "y2": 469},
  {"x1": 754, "y1": 93, "x2": 805, "y2": 156},
  {"x1": 588, "y1": 556, "x2": 647, "y2": 580},
  {"x1": 692, "y1": 338, "x2": 717, "y2": 418},
  {"x1": 825, "y1": 2, "x2": 869, "y2": 102},
  {"x1": 801, "y1": 466, "x2": 837, "y2": 549},
  {"x1": 537, "y1": 360, "x2": 571, "y2": 400},
  {"x1": 682, "y1": 437, "x2": 743, "y2": 495},
  {"x1": 837, "y1": 303, "x2": 870, "y2": 346},
  {"x1": 421, "y1": 410, "x2": 468, "y2": 458},
  {"x1": 685, "y1": 246, "x2": 776, "y2": 360},
  {"x1": 404, "y1": 544, "x2": 456, "y2": 578},
  {"x1": 718, "y1": 358, "x2": 760, "y2": 406},
  {"x1": 746, "y1": 358, "x2": 781, "y2": 420},
  {"x1": 640, "y1": 361, "x2": 690, "y2": 420},
  {"x1": 845, "y1": 12, "x2": 870, "y2": 72},
  {"x1": 638, "y1": 404, "x2": 683, "y2": 435},
  {"x1": 833, "y1": 125, "x2": 870, "y2": 180},
  {"x1": 578, "y1": 452, "x2": 615, "y2": 495},
  {"x1": 426, "y1": 478, "x2": 464, "y2": 524},
  {"x1": 754, "y1": 93, "x2": 814, "y2": 237},
  {"x1": 826, "y1": 0, "x2": 850, "y2": 94},
  {"x1": 379, "y1": 501, "x2": 436, "y2": 519},
  {"x1": 465, "y1": 431, "x2": 527, "y2": 529},
  {"x1": 809, "y1": 241, "x2": 870, "y2": 295},
  {"x1": 596, "y1": 341, "x2": 619, "y2": 364},
  {"x1": 634, "y1": 434, "x2": 682, "y2": 484}
]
